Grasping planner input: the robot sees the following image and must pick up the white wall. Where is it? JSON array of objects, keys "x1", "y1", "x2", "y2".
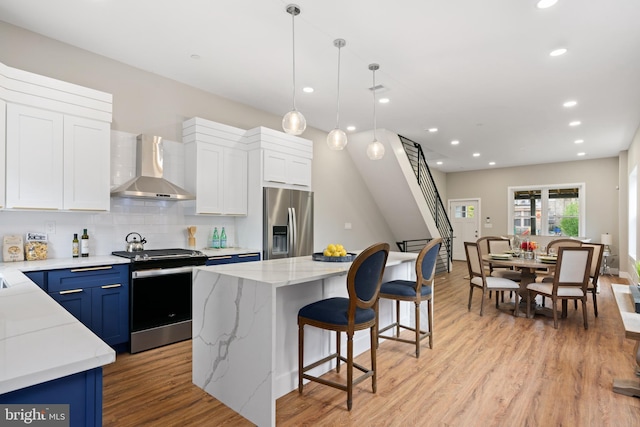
[
  {"x1": 445, "y1": 157, "x2": 620, "y2": 267},
  {"x1": 0, "y1": 21, "x2": 396, "y2": 258}
]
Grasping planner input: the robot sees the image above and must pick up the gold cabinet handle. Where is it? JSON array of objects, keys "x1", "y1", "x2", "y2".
[
  {"x1": 70, "y1": 266, "x2": 113, "y2": 273},
  {"x1": 59, "y1": 289, "x2": 83, "y2": 295},
  {"x1": 238, "y1": 253, "x2": 260, "y2": 258},
  {"x1": 208, "y1": 256, "x2": 232, "y2": 260},
  {"x1": 101, "y1": 284, "x2": 122, "y2": 289}
]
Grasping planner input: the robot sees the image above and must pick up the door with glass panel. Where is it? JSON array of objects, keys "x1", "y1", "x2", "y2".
[{"x1": 449, "y1": 199, "x2": 480, "y2": 260}]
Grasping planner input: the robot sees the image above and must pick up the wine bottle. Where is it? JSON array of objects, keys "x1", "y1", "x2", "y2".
[
  {"x1": 81, "y1": 229, "x2": 89, "y2": 257},
  {"x1": 220, "y1": 227, "x2": 227, "y2": 249},
  {"x1": 72, "y1": 233, "x2": 79, "y2": 258}
]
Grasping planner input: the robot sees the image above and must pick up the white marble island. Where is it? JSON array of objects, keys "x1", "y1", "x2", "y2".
[
  {"x1": 192, "y1": 251, "x2": 418, "y2": 427},
  {"x1": 0, "y1": 267, "x2": 116, "y2": 426}
]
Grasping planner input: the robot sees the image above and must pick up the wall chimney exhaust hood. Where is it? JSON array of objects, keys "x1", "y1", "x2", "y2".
[{"x1": 110, "y1": 135, "x2": 195, "y2": 200}]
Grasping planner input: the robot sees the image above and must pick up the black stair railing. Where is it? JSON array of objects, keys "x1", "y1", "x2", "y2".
[
  {"x1": 397, "y1": 135, "x2": 454, "y2": 270},
  {"x1": 395, "y1": 238, "x2": 449, "y2": 274}
]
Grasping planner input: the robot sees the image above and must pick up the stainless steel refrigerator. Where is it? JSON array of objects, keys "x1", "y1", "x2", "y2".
[{"x1": 263, "y1": 187, "x2": 314, "y2": 259}]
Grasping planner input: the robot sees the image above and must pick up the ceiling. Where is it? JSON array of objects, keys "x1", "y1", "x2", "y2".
[{"x1": 2, "y1": 0, "x2": 640, "y2": 172}]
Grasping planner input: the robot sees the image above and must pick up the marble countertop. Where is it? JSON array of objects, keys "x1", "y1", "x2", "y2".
[
  {"x1": 0, "y1": 268, "x2": 116, "y2": 395},
  {"x1": 0, "y1": 255, "x2": 130, "y2": 272},
  {"x1": 200, "y1": 248, "x2": 261, "y2": 257},
  {"x1": 195, "y1": 251, "x2": 417, "y2": 288}
]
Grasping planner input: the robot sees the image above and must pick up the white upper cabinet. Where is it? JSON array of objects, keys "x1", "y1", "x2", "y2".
[
  {"x1": 63, "y1": 115, "x2": 111, "y2": 210},
  {"x1": 1, "y1": 62, "x2": 113, "y2": 211},
  {"x1": 245, "y1": 126, "x2": 312, "y2": 190},
  {"x1": 183, "y1": 118, "x2": 248, "y2": 215},
  {"x1": 6, "y1": 104, "x2": 64, "y2": 209},
  {"x1": 0, "y1": 100, "x2": 5, "y2": 209}
]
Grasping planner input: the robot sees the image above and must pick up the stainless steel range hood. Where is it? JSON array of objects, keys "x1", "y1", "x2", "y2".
[{"x1": 111, "y1": 135, "x2": 195, "y2": 200}]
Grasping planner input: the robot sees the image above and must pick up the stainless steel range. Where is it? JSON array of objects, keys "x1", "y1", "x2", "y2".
[{"x1": 112, "y1": 248, "x2": 207, "y2": 353}]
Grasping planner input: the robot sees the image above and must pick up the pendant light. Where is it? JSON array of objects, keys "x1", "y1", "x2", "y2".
[
  {"x1": 327, "y1": 39, "x2": 347, "y2": 150},
  {"x1": 367, "y1": 63, "x2": 385, "y2": 160},
  {"x1": 282, "y1": 4, "x2": 306, "y2": 136}
]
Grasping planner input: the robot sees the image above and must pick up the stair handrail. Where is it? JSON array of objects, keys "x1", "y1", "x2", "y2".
[{"x1": 398, "y1": 135, "x2": 454, "y2": 263}]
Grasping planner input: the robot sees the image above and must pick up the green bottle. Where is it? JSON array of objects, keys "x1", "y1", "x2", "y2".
[
  {"x1": 220, "y1": 227, "x2": 227, "y2": 249},
  {"x1": 212, "y1": 227, "x2": 220, "y2": 249}
]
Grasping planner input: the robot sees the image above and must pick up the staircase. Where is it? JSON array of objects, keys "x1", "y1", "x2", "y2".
[{"x1": 345, "y1": 129, "x2": 453, "y2": 273}]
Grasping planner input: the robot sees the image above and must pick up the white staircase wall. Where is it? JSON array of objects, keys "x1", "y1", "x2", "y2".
[{"x1": 345, "y1": 129, "x2": 440, "y2": 242}]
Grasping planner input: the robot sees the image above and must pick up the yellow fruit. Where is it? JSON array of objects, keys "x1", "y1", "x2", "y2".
[
  {"x1": 339, "y1": 249, "x2": 347, "y2": 257},
  {"x1": 326, "y1": 244, "x2": 336, "y2": 253},
  {"x1": 323, "y1": 249, "x2": 332, "y2": 256},
  {"x1": 336, "y1": 244, "x2": 344, "y2": 251}
]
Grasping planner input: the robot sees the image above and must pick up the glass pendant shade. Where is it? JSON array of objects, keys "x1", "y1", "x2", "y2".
[
  {"x1": 367, "y1": 139, "x2": 385, "y2": 160},
  {"x1": 368, "y1": 63, "x2": 384, "y2": 160},
  {"x1": 282, "y1": 109, "x2": 306, "y2": 135},
  {"x1": 283, "y1": 4, "x2": 305, "y2": 136},
  {"x1": 327, "y1": 128, "x2": 348, "y2": 150},
  {"x1": 327, "y1": 38, "x2": 347, "y2": 150}
]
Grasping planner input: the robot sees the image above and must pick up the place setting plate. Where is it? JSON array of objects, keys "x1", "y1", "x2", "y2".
[
  {"x1": 489, "y1": 253, "x2": 512, "y2": 260},
  {"x1": 538, "y1": 255, "x2": 557, "y2": 264}
]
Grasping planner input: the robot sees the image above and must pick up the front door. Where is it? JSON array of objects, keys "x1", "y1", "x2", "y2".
[{"x1": 449, "y1": 199, "x2": 481, "y2": 260}]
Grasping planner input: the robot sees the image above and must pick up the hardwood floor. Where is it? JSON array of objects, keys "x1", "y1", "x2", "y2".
[{"x1": 103, "y1": 261, "x2": 640, "y2": 426}]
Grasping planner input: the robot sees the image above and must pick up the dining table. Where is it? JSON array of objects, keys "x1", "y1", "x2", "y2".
[{"x1": 482, "y1": 253, "x2": 558, "y2": 317}]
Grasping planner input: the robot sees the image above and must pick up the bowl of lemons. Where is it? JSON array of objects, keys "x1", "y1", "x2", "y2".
[{"x1": 312, "y1": 243, "x2": 356, "y2": 262}]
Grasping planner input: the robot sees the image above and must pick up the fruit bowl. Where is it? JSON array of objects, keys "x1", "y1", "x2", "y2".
[{"x1": 312, "y1": 252, "x2": 356, "y2": 262}]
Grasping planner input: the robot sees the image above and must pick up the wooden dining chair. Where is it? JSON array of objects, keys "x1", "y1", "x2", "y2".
[
  {"x1": 579, "y1": 242, "x2": 604, "y2": 317},
  {"x1": 298, "y1": 242, "x2": 390, "y2": 411},
  {"x1": 377, "y1": 238, "x2": 441, "y2": 358},
  {"x1": 464, "y1": 241, "x2": 520, "y2": 316},
  {"x1": 526, "y1": 246, "x2": 593, "y2": 329},
  {"x1": 536, "y1": 238, "x2": 583, "y2": 306}
]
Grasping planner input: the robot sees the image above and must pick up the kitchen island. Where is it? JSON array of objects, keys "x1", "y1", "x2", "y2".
[
  {"x1": 0, "y1": 267, "x2": 117, "y2": 427},
  {"x1": 192, "y1": 251, "x2": 419, "y2": 427}
]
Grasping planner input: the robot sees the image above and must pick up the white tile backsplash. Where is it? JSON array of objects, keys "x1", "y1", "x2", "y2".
[{"x1": 0, "y1": 130, "x2": 243, "y2": 261}]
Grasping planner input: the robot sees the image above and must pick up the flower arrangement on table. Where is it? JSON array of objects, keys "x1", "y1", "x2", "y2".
[{"x1": 520, "y1": 241, "x2": 538, "y2": 252}]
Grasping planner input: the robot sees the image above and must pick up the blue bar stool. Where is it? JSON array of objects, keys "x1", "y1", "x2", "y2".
[
  {"x1": 377, "y1": 238, "x2": 441, "y2": 358},
  {"x1": 298, "y1": 242, "x2": 390, "y2": 410}
]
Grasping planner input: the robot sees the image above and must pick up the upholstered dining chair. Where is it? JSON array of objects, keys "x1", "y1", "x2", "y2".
[
  {"x1": 536, "y1": 238, "x2": 583, "y2": 306},
  {"x1": 377, "y1": 238, "x2": 441, "y2": 358},
  {"x1": 464, "y1": 241, "x2": 520, "y2": 316},
  {"x1": 579, "y1": 242, "x2": 604, "y2": 317},
  {"x1": 298, "y1": 242, "x2": 390, "y2": 411},
  {"x1": 526, "y1": 246, "x2": 593, "y2": 329}
]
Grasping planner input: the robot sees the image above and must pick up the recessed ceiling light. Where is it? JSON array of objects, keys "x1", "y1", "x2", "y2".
[
  {"x1": 489, "y1": 162, "x2": 496, "y2": 166},
  {"x1": 302, "y1": 87, "x2": 314, "y2": 93},
  {"x1": 563, "y1": 100, "x2": 577, "y2": 108},
  {"x1": 577, "y1": 152, "x2": 586, "y2": 156},
  {"x1": 473, "y1": 153, "x2": 480, "y2": 157},
  {"x1": 574, "y1": 139, "x2": 584, "y2": 144},
  {"x1": 346, "y1": 125, "x2": 356, "y2": 131},
  {"x1": 427, "y1": 128, "x2": 438, "y2": 133},
  {"x1": 550, "y1": 48, "x2": 568, "y2": 57},
  {"x1": 537, "y1": 0, "x2": 558, "y2": 9},
  {"x1": 436, "y1": 161, "x2": 443, "y2": 165},
  {"x1": 379, "y1": 98, "x2": 390, "y2": 104},
  {"x1": 190, "y1": 54, "x2": 201, "y2": 60},
  {"x1": 451, "y1": 140, "x2": 460, "y2": 145},
  {"x1": 569, "y1": 120, "x2": 581, "y2": 127}
]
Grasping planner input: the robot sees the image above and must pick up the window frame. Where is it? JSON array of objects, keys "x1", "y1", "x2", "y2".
[{"x1": 507, "y1": 183, "x2": 586, "y2": 237}]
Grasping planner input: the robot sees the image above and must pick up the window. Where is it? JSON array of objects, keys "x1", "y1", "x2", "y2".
[
  {"x1": 629, "y1": 167, "x2": 637, "y2": 260},
  {"x1": 454, "y1": 204, "x2": 475, "y2": 218},
  {"x1": 508, "y1": 184, "x2": 585, "y2": 237}
]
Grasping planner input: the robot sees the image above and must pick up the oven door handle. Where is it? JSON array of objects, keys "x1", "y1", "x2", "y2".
[{"x1": 132, "y1": 266, "x2": 195, "y2": 279}]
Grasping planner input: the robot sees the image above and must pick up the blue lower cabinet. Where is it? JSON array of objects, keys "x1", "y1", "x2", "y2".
[
  {"x1": 45, "y1": 265, "x2": 130, "y2": 349},
  {"x1": 0, "y1": 368, "x2": 103, "y2": 427},
  {"x1": 91, "y1": 283, "x2": 129, "y2": 346},
  {"x1": 24, "y1": 271, "x2": 47, "y2": 291},
  {"x1": 49, "y1": 289, "x2": 92, "y2": 326},
  {"x1": 206, "y1": 252, "x2": 260, "y2": 266}
]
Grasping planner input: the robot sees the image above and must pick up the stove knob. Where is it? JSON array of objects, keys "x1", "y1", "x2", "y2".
[
  {"x1": 143, "y1": 253, "x2": 150, "y2": 260},
  {"x1": 134, "y1": 254, "x2": 141, "y2": 261}
]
